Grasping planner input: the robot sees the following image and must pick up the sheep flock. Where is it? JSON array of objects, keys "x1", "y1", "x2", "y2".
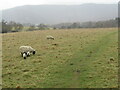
[{"x1": 19, "y1": 35, "x2": 55, "y2": 59}]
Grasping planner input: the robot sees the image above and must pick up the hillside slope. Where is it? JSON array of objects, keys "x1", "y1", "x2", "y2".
[{"x1": 2, "y1": 4, "x2": 118, "y2": 24}]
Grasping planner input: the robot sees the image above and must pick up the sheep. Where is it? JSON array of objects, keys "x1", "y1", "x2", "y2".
[
  {"x1": 27, "y1": 51, "x2": 31, "y2": 57},
  {"x1": 23, "y1": 52, "x2": 27, "y2": 59},
  {"x1": 46, "y1": 35, "x2": 54, "y2": 40},
  {"x1": 19, "y1": 46, "x2": 36, "y2": 57}
]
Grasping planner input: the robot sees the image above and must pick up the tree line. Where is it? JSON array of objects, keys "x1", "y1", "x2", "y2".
[
  {"x1": 1, "y1": 18, "x2": 119, "y2": 33},
  {"x1": 1, "y1": 20, "x2": 49, "y2": 33},
  {"x1": 1, "y1": 20, "x2": 23, "y2": 33},
  {"x1": 53, "y1": 18, "x2": 118, "y2": 29}
]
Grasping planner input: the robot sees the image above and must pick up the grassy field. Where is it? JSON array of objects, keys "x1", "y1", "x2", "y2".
[{"x1": 2, "y1": 28, "x2": 118, "y2": 88}]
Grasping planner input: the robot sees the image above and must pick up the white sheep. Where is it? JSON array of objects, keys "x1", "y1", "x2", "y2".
[
  {"x1": 46, "y1": 35, "x2": 54, "y2": 40},
  {"x1": 19, "y1": 46, "x2": 36, "y2": 57}
]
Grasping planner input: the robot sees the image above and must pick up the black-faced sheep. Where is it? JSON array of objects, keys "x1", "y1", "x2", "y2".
[
  {"x1": 19, "y1": 46, "x2": 36, "y2": 59},
  {"x1": 46, "y1": 35, "x2": 54, "y2": 40}
]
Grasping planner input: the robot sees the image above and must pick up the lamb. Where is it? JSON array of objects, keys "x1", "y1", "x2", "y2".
[
  {"x1": 19, "y1": 46, "x2": 36, "y2": 59},
  {"x1": 46, "y1": 35, "x2": 54, "y2": 40}
]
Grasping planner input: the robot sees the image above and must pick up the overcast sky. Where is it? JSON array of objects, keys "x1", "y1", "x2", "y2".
[{"x1": 0, "y1": 0, "x2": 119, "y2": 10}]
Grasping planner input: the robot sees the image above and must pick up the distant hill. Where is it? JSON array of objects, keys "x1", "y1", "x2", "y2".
[{"x1": 2, "y1": 3, "x2": 118, "y2": 24}]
